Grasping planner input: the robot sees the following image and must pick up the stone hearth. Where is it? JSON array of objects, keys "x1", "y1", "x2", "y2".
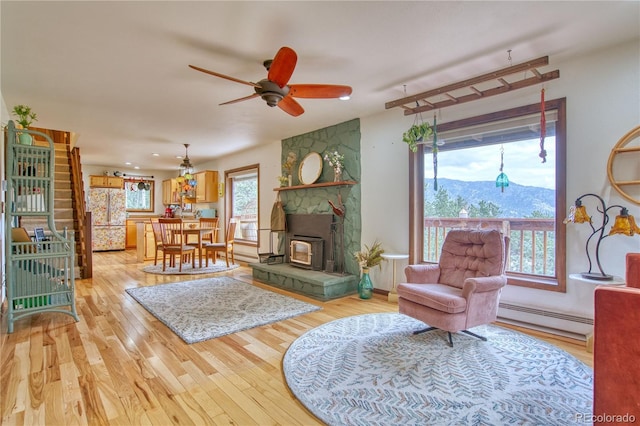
[{"x1": 250, "y1": 263, "x2": 358, "y2": 301}]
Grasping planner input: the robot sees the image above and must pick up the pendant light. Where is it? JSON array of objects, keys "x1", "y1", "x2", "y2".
[{"x1": 179, "y1": 143, "x2": 194, "y2": 177}]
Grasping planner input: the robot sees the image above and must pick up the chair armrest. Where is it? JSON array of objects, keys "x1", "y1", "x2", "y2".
[
  {"x1": 404, "y1": 264, "x2": 441, "y2": 283},
  {"x1": 462, "y1": 275, "x2": 507, "y2": 298}
]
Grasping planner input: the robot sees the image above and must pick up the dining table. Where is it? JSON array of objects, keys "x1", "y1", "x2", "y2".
[{"x1": 182, "y1": 226, "x2": 217, "y2": 268}]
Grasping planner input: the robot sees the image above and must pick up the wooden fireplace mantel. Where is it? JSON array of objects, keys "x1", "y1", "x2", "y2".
[{"x1": 273, "y1": 180, "x2": 357, "y2": 192}]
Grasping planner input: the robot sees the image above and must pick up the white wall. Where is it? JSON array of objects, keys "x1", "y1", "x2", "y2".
[
  {"x1": 360, "y1": 40, "x2": 640, "y2": 321},
  {"x1": 195, "y1": 140, "x2": 281, "y2": 261}
]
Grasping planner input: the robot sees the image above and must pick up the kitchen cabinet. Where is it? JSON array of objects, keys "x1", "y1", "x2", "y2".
[
  {"x1": 90, "y1": 175, "x2": 124, "y2": 189},
  {"x1": 162, "y1": 179, "x2": 180, "y2": 205},
  {"x1": 185, "y1": 170, "x2": 218, "y2": 203},
  {"x1": 136, "y1": 222, "x2": 157, "y2": 262},
  {"x1": 126, "y1": 220, "x2": 137, "y2": 248}
]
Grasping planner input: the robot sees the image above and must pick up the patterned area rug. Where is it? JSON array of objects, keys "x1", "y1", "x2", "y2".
[
  {"x1": 142, "y1": 260, "x2": 239, "y2": 275},
  {"x1": 126, "y1": 277, "x2": 321, "y2": 344},
  {"x1": 284, "y1": 313, "x2": 593, "y2": 426}
]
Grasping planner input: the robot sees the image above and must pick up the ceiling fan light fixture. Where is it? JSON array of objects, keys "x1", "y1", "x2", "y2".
[
  {"x1": 261, "y1": 92, "x2": 283, "y2": 107},
  {"x1": 190, "y1": 46, "x2": 352, "y2": 117}
]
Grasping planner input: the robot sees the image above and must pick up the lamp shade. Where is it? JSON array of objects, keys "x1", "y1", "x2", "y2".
[
  {"x1": 573, "y1": 205, "x2": 591, "y2": 223},
  {"x1": 609, "y1": 209, "x2": 640, "y2": 236}
]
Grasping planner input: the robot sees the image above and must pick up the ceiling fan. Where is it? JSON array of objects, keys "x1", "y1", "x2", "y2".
[{"x1": 189, "y1": 46, "x2": 352, "y2": 117}]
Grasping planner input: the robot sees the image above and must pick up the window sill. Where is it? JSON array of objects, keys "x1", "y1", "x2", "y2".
[{"x1": 507, "y1": 272, "x2": 565, "y2": 293}]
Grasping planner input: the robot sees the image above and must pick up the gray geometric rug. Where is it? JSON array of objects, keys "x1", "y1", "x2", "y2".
[
  {"x1": 126, "y1": 277, "x2": 321, "y2": 344},
  {"x1": 284, "y1": 313, "x2": 593, "y2": 426},
  {"x1": 141, "y1": 259, "x2": 239, "y2": 275}
]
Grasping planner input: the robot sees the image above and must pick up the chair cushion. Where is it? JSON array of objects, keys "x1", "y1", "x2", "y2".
[
  {"x1": 164, "y1": 245, "x2": 195, "y2": 252},
  {"x1": 397, "y1": 283, "x2": 467, "y2": 314},
  {"x1": 438, "y1": 229, "x2": 505, "y2": 289}
]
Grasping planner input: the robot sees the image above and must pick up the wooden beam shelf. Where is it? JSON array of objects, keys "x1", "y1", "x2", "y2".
[
  {"x1": 274, "y1": 180, "x2": 357, "y2": 191},
  {"x1": 385, "y1": 56, "x2": 559, "y2": 115}
]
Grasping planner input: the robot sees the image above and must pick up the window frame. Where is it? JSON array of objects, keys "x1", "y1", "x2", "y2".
[
  {"x1": 225, "y1": 164, "x2": 260, "y2": 247},
  {"x1": 124, "y1": 179, "x2": 155, "y2": 213},
  {"x1": 409, "y1": 98, "x2": 567, "y2": 292}
]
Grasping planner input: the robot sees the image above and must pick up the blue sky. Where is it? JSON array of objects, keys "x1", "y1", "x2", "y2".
[{"x1": 425, "y1": 138, "x2": 556, "y2": 190}]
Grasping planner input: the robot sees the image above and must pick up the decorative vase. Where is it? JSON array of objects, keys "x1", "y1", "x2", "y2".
[
  {"x1": 333, "y1": 168, "x2": 342, "y2": 182},
  {"x1": 18, "y1": 132, "x2": 33, "y2": 145},
  {"x1": 358, "y1": 267, "x2": 373, "y2": 299}
]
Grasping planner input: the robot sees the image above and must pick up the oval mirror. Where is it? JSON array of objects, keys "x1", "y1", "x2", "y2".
[{"x1": 298, "y1": 152, "x2": 323, "y2": 185}]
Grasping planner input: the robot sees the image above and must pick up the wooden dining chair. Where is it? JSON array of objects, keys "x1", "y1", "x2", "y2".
[
  {"x1": 199, "y1": 217, "x2": 219, "y2": 243},
  {"x1": 158, "y1": 218, "x2": 196, "y2": 272},
  {"x1": 150, "y1": 219, "x2": 164, "y2": 265},
  {"x1": 204, "y1": 218, "x2": 237, "y2": 267}
]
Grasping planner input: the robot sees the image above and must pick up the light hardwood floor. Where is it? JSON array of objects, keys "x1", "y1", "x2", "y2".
[{"x1": 1, "y1": 250, "x2": 593, "y2": 425}]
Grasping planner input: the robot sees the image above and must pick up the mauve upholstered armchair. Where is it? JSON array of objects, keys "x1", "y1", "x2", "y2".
[{"x1": 397, "y1": 229, "x2": 508, "y2": 346}]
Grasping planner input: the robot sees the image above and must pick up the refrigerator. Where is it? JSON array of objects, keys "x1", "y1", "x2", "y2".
[{"x1": 89, "y1": 187, "x2": 126, "y2": 251}]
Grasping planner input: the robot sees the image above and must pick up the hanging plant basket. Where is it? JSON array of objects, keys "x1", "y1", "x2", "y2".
[{"x1": 402, "y1": 122, "x2": 433, "y2": 152}]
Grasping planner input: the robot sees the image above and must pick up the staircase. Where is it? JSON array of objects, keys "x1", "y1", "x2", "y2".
[{"x1": 18, "y1": 128, "x2": 90, "y2": 278}]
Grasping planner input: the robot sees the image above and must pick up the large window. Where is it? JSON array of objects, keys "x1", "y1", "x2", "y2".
[
  {"x1": 409, "y1": 99, "x2": 566, "y2": 291},
  {"x1": 124, "y1": 179, "x2": 154, "y2": 212},
  {"x1": 226, "y1": 165, "x2": 259, "y2": 245}
]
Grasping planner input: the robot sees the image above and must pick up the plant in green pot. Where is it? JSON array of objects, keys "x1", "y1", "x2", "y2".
[
  {"x1": 12, "y1": 105, "x2": 38, "y2": 145},
  {"x1": 402, "y1": 122, "x2": 433, "y2": 152},
  {"x1": 354, "y1": 240, "x2": 385, "y2": 299}
]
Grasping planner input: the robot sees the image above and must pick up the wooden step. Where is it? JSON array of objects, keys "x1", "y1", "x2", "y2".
[
  {"x1": 55, "y1": 163, "x2": 70, "y2": 173},
  {"x1": 53, "y1": 198, "x2": 73, "y2": 209}
]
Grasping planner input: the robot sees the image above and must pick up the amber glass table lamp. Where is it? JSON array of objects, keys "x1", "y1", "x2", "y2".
[{"x1": 564, "y1": 193, "x2": 640, "y2": 280}]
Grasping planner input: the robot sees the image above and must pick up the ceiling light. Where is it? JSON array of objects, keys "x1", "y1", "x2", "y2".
[
  {"x1": 339, "y1": 95, "x2": 351, "y2": 101},
  {"x1": 125, "y1": 162, "x2": 132, "y2": 165},
  {"x1": 178, "y1": 143, "x2": 194, "y2": 176},
  {"x1": 152, "y1": 153, "x2": 160, "y2": 157}
]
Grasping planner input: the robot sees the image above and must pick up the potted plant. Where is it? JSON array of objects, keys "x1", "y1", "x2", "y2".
[
  {"x1": 323, "y1": 150, "x2": 345, "y2": 182},
  {"x1": 402, "y1": 122, "x2": 433, "y2": 153},
  {"x1": 12, "y1": 104, "x2": 38, "y2": 145},
  {"x1": 283, "y1": 151, "x2": 297, "y2": 186},
  {"x1": 354, "y1": 240, "x2": 385, "y2": 299}
]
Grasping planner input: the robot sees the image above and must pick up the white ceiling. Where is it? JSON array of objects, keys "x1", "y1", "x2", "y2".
[{"x1": 2, "y1": 1, "x2": 638, "y2": 172}]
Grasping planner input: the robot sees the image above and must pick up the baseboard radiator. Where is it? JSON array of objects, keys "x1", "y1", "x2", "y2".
[{"x1": 498, "y1": 302, "x2": 593, "y2": 340}]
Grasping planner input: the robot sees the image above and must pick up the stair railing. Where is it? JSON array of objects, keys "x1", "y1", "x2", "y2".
[{"x1": 70, "y1": 147, "x2": 92, "y2": 278}]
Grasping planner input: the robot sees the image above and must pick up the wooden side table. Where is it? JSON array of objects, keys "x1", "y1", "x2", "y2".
[{"x1": 381, "y1": 253, "x2": 409, "y2": 303}]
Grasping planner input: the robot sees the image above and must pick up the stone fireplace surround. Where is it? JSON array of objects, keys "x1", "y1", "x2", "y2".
[{"x1": 250, "y1": 119, "x2": 362, "y2": 300}]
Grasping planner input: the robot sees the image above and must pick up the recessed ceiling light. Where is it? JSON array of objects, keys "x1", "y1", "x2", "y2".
[
  {"x1": 152, "y1": 153, "x2": 160, "y2": 157},
  {"x1": 125, "y1": 162, "x2": 132, "y2": 165},
  {"x1": 176, "y1": 155, "x2": 183, "y2": 159},
  {"x1": 339, "y1": 95, "x2": 351, "y2": 101},
  {"x1": 134, "y1": 166, "x2": 140, "y2": 170}
]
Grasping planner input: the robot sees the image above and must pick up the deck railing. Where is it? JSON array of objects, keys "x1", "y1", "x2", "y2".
[{"x1": 423, "y1": 217, "x2": 556, "y2": 277}]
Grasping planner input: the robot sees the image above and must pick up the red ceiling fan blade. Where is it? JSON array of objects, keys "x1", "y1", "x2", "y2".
[
  {"x1": 289, "y1": 84, "x2": 352, "y2": 99},
  {"x1": 189, "y1": 64, "x2": 260, "y2": 88},
  {"x1": 267, "y1": 47, "x2": 297, "y2": 88},
  {"x1": 219, "y1": 93, "x2": 260, "y2": 105},
  {"x1": 278, "y1": 95, "x2": 304, "y2": 117}
]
